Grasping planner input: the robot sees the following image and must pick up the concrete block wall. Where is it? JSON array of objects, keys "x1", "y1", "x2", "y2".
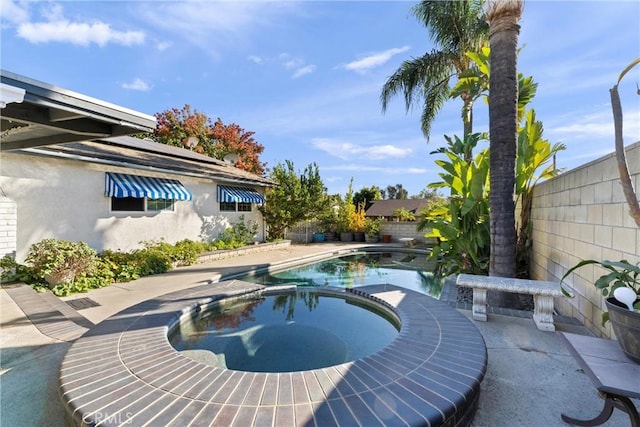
[
  {"x1": 380, "y1": 221, "x2": 436, "y2": 243},
  {"x1": 529, "y1": 141, "x2": 639, "y2": 338},
  {"x1": 284, "y1": 221, "x2": 436, "y2": 244},
  {"x1": 0, "y1": 197, "x2": 17, "y2": 260}
]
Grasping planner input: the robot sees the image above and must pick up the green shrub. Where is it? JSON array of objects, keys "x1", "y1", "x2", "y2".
[
  {"x1": 50, "y1": 260, "x2": 113, "y2": 296},
  {"x1": 100, "y1": 249, "x2": 141, "y2": 282},
  {"x1": 364, "y1": 217, "x2": 381, "y2": 235},
  {"x1": 168, "y1": 239, "x2": 209, "y2": 265},
  {"x1": 103, "y1": 244, "x2": 173, "y2": 279},
  {"x1": 0, "y1": 255, "x2": 37, "y2": 283},
  {"x1": 10, "y1": 233, "x2": 259, "y2": 296},
  {"x1": 25, "y1": 239, "x2": 99, "y2": 289},
  {"x1": 140, "y1": 239, "x2": 212, "y2": 266},
  {"x1": 216, "y1": 216, "x2": 258, "y2": 249},
  {"x1": 133, "y1": 248, "x2": 173, "y2": 276},
  {"x1": 393, "y1": 207, "x2": 416, "y2": 221}
]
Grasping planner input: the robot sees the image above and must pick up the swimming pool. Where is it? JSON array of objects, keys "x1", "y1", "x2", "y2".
[
  {"x1": 237, "y1": 250, "x2": 443, "y2": 298},
  {"x1": 170, "y1": 287, "x2": 400, "y2": 372}
]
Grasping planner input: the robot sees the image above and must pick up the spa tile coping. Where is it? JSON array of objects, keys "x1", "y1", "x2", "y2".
[{"x1": 59, "y1": 280, "x2": 487, "y2": 427}]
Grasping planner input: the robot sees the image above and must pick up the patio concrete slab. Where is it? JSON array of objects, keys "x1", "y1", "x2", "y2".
[
  {"x1": 465, "y1": 310, "x2": 635, "y2": 427},
  {"x1": 1, "y1": 288, "x2": 71, "y2": 427}
]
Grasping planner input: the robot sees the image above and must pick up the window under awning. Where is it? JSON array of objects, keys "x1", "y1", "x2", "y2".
[
  {"x1": 105, "y1": 172, "x2": 192, "y2": 200},
  {"x1": 217, "y1": 185, "x2": 265, "y2": 204}
]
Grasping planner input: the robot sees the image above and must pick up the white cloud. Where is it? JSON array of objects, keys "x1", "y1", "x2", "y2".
[
  {"x1": 342, "y1": 46, "x2": 410, "y2": 73},
  {"x1": 18, "y1": 21, "x2": 145, "y2": 46},
  {"x1": 549, "y1": 109, "x2": 639, "y2": 141},
  {"x1": 553, "y1": 121, "x2": 613, "y2": 138},
  {"x1": 136, "y1": 2, "x2": 300, "y2": 59},
  {"x1": 312, "y1": 138, "x2": 412, "y2": 160},
  {"x1": 242, "y1": 79, "x2": 384, "y2": 135},
  {"x1": 0, "y1": 0, "x2": 30, "y2": 26},
  {"x1": 539, "y1": 104, "x2": 640, "y2": 173},
  {"x1": 367, "y1": 144, "x2": 412, "y2": 159},
  {"x1": 407, "y1": 167, "x2": 429, "y2": 174},
  {"x1": 121, "y1": 78, "x2": 150, "y2": 91},
  {"x1": 280, "y1": 53, "x2": 304, "y2": 69},
  {"x1": 325, "y1": 176, "x2": 343, "y2": 183},
  {"x1": 292, "y1": 65, "x2": 316, "y2": 79},
  {"x1": 278, "y1": 53, "x2": 314, "y2": 78},
  {"x1": 156, "y1": 41, "x2": 173, "y2": 51},
  {"x1": 13, "y1": 3, "x2": 145, "y2": 46},
  {"x1": 248, "y1": 55, "x2": 263, "y2": 64}
]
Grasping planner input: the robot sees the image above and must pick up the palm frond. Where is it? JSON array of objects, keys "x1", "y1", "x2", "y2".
[
  {"x1": 413, "y1": 0, "x2": 489, "y2": 61},
  {"x1": 381, "y1": 51, "x2": 454, "y2": 139}
]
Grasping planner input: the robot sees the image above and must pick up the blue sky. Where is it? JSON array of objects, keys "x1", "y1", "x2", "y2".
[{"x1": 1, "y1": 0, "x2": 639, "y2": 197}]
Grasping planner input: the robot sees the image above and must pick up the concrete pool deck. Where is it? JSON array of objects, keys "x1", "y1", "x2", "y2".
[{"x1": 0, "y1": 242, "x2": 636, "y2": 426}]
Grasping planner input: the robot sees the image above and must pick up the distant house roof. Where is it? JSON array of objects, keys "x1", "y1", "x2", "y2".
[
  {"x1": 365, "y1": 199, "x2": 430, "y2": 217},
  {"x1": 1, "y1": 69, "x2": 156, "y2": 151},
  {"x1": 16, "y1": 135, "x2": 274, "y2": 187}
]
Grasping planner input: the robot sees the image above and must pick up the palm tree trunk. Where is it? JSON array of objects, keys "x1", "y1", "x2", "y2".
[
  {"x1": 516, "y1": 189, "x2": 533, "y2": 277},
  {"x1": 486, "y1": 0, "x2": 522, "y2": 307}
]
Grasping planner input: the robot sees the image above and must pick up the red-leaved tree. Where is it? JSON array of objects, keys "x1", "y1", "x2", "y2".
[
  {"x1": 211, "y1": 118, "x2": 266, "y2": 176},
  {"x1": 152, "y1": 105, "x2": 267, "y2": 176},
  {"x1": 154, "y1": 105, "x2": 212, "y2": 151}
]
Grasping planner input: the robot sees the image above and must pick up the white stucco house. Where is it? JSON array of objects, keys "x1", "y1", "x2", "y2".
[{"x1": 0, "y1": 70, "x2": 273, "y2": 262}]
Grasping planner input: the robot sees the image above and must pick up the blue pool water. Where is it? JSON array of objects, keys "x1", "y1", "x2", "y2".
[
  {"x1": 170, "y1": 290, "x2": 399, "y2": 372},
  {"x1": 239, "y1": 250, "x2": 442, "y2": 298}
]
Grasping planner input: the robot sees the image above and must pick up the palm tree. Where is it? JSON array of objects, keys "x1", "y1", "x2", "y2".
[
  {"x1": 380, "y1": 1, "x2": 489, "y2": 143},
  {"x1": 485, "y1": 0, "x2": 523, "y2": 303}
]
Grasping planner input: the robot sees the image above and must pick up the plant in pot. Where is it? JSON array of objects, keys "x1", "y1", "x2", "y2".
[
  {"x1": 318, "y1": 204, "x2": 339, "y2": 242},
  {"x1": 335, "y1": 189, "x2": 355, "y2": 242},
  {"x1": 561, "y1": 259, "x2": 640, "y2": 362},
  {"x1": 364, "y1": 217, "x2": 381, "y2": 243},
  {"x1": 338, "y1": 222, "x2": 353, "y2": 242},
  {"x1": 323, "y1": 223, "x2": 337, "y2": 241},
  {"x1": 350, "y1": 203, "x2": 366, "y2": 242},
  {"x1": 312, "y1": 229, "x2": 325, "y2": 243},
  {"x1": 559, "y1": 58, "x2": 640, "y2": 363},
  {"x1": 335, "y1": 206, "x2": 353, "y2": 241}
]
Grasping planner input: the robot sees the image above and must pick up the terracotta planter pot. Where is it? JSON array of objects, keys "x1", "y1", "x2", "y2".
[
  {"x1": 605, "y1": 297, "x2": 640, "y2": 363},
  {"x1": 381, "y1": 234, "x2": 392, "y2": 243},
  {"x1": 44, "y1": 270, "x2": 75, "y2": 288}
]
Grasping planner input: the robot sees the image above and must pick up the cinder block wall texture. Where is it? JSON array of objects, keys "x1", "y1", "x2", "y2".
[
  {"x1": 0, "y1": 197, "x2": 17, "y2": 260},
  {"x1": 530, "y1": 141, "x2": 639, "y2": 338},
  {"x1": 380, "y1": 221, "x2": 433, "y2": 242}
]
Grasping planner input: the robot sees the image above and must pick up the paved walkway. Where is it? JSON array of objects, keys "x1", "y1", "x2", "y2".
[{"x1": 0, "y1": 242, "x2": 636, "y2": 426}]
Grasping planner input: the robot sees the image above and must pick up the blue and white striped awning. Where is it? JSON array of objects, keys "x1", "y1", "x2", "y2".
[
  {"x1": 217, "y1": 185, "x2": 265, "y2": 204},
  {"x1": 105, "y1": 172, "x2": 192, "y2": 200}
]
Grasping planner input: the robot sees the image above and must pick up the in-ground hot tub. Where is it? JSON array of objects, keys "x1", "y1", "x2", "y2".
[
  {"x1": 59, "y1": 280, "x2": 487, "y2": 426},
  {"x1": 170, "y1": 287, "x2": 400, "y2": 373}
]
